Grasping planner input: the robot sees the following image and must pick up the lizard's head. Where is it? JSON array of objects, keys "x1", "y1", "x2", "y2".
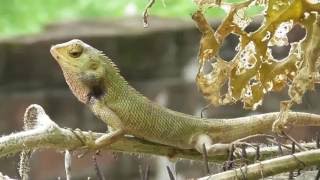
[{"x1": 50, "y1": 39, "x2": 114, "y2": 104}]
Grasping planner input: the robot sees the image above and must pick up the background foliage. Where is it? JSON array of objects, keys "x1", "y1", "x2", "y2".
[{"x1": 0, "y1": 0, "x2": 263, "y2": 38}]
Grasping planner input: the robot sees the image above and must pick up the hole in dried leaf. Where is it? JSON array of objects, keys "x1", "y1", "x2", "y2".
[
  {"x1": 220, "y1": 80, "x2": 229, "y2": 95},
  {"x1": 287, "y1": 24, "x2": 306, "y2": 43},
  {"x1": 219, "y1": 33, "x2": 240, "y2": 61},
  {"x1": 203, "y1": 60, "x2": 214, "y2": 75},
  {"x1": 244, "y1": 16, "x2": 264, "y2": 33},
  {"x1": 269, "y1": 45, "x2": 291, "y2": 60}
]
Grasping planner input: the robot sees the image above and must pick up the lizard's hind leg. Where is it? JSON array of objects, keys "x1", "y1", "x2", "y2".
[{"x1": 194, "y1": 134, "x2": 229, "y2": 156}]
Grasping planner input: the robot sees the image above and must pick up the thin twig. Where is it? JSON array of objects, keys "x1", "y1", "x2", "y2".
[
  {"x1": 258, "y1": 161, "x2": 264, "y2": 180},
  {"x1": 143, "y1": 0, "x2": 156, "y2": 28},
  {"x1": 283, "y1": 131, "x2": 308, "y2": 151},
  {"x1": 200, "y1": 104, "x2": 211, "y2": 118},
  {"x1": 316, "y1": 171, "x2": 320, "y2": 180},
  {"x1": 292, "y1": 142, "x2": 296, "y2": 154},
  {"x1": 317, "y1": 132, "x2": 320, "y2": 149},
  {"x1": 241, "y1": 144, "x2": 248, "y2": 165},
  {"x1": 166, "y1": 166, "x2": 175, "y2": 180},
  {"x1": 92, "y1": 155, "x2": 106, "y2": 180},
  {"x1": 202, "y1": 143, "x2": 210, "y2": 174},
  {"x1": 316, "y1": 132, "x2": 320, "y2": 180},
  {"x1": 275, "y1": 138, "x2": 284, "y2": 155},
  {"x1": 239, "y1": 164, "x2": 248, "y2": 180},
  {"x1": 223, "y1": 144, "x2": 235, "y2": 171},
  {"x1": 234, "y1": 134, "x2": 274, "y2": 143},
  {"x1": 139, "y1": 162, "x2": 150, "y2": 180},
  {"x1": 266, "y1": 137, "x2": 290, "y2": 151},
  {"x1": 288, "y1": 142, "x2": 295, "y2": 179},
  {"x1": 65, "y1": 150, "x2": 72, "y2": 180},
  {"x1": 112, "y1": 152, "x2": 119, "y2": 161},
  {"x1": 144, "y1": 164, "x2": 150, "y2": 180},
  {"x1": 255, "y1": 145, "x2": 260, "y2": 162},
  {"x1": 139, "y1": 165, "x2": 143, "y2": 180}
]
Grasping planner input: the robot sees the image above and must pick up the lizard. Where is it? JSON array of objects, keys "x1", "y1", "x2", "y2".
[{"x1": 50, "y1": 39, "x2": 320, "y2": 155}]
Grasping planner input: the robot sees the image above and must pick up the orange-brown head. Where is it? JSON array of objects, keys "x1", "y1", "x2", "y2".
[{"x1": 50, "y1": 39, "x2": 109, "y2": 104}]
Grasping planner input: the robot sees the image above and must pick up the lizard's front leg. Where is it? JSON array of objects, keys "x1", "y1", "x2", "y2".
[{"x1": 89, "y1": 99, "x2": 126, "y2": 148}]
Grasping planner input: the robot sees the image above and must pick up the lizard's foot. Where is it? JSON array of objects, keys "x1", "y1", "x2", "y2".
[
  {"x1": 94, "y1": 129, "x2": 124, "y2": 149},
  {"x1": 67, "y1": 128, "x2": 91, "y2": 148},
  {"x1": 207, "y1": 142, "x2": 255, "y2": 157},
  {"x1": 194, "y1": 134, "x2": 231, "y2": 156},
  {"x1": 194, "y1": 134, "x2": 254, "y2": 157},
  {"x1": 206, "y1": 143, "x2": 230, "y2": 155},
  {"x1": 70, "y1": 128, "x2": 124, "y2": 150},
  {"x1": 66, "y1": 128, "x2": 96, "y2": 158}
]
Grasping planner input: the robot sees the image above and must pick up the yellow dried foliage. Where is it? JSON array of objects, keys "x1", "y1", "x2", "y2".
[{"x1": 193, "y1": 0, "x2": 320, "y2": 110}]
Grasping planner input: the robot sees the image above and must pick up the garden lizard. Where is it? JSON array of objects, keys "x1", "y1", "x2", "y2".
[{"x1": 50, "y1": 39, "x2": 319, "y2": 155}]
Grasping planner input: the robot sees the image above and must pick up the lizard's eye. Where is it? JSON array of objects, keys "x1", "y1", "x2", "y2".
[{"x1": 68, "y1": 44, "x2": 83, "y2": 58}]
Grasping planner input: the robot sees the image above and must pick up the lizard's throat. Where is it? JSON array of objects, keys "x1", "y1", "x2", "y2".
[
  {"x1": 62, "y1": 70, "x2": 91, "y2": 104},
  {"x1": 62, "y1": 69, "x2": 107, "y2": 104}
]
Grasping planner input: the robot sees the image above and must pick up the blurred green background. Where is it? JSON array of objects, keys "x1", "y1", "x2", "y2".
[
  {"x1": 0, "y1": 0, "x2": 202, "y2": 37},
  {"x1": 0, "y1": 0, "x2": 265, "y2": 38}
]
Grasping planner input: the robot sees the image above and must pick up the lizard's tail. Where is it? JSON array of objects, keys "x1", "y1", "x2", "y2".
[{"x1": 207, "y1": 112, "x2": 320, "y2": 143}]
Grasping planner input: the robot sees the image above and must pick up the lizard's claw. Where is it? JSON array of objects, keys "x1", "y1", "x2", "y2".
[
  {"x1": 65, "y1": 128, "x2": 94, "y2": 158},
  {"x1": 68, "y1": 128, "x2": 98, "y2": 151}
]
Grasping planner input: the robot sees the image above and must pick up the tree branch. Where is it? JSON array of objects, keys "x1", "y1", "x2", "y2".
[
  {"x1": 199, "y1": 149, "x2": 320, "y2": 180},
  {"x1": 0, "y1": 104, "x2": 319, "y2": 163}
]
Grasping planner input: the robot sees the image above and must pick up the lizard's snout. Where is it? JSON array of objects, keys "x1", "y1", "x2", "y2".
[
  {"x1": 50, "y1": 46, "x2": 56, "y2": 55},
  {"x1": 50, "y1": 46, "x2": 60, "y2": 61}
]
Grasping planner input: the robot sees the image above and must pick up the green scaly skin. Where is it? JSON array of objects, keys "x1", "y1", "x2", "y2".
[{"x1": 50, "y1": 39, "x2": 320, "y2": 153}]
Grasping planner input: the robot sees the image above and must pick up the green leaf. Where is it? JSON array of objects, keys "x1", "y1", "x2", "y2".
[
  {"x1": 206, "y1": 7, "x2": 227, "y2": 19},
  {"x1": 244, "y1": 5, "x2": 265, "y2": 17}
]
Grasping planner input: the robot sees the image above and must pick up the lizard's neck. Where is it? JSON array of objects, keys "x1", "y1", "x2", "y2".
[
  {"x1": 87, "y1": 55, "x2": 151, "y2": 115},
  {"x1": 94, "y1": 61, "x2": 148, "y2": 108},
  {"x1": 107, "y1": 73, "x2": 146, "y2": 103}
]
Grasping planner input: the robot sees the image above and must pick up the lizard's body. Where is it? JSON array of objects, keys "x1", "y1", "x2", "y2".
[
  {"x1": 50, "y1": 39, "x2": 317, "y2": 154},
  {"x1": 91, "y1": 89, "x2": 214, "y2": 149}
]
